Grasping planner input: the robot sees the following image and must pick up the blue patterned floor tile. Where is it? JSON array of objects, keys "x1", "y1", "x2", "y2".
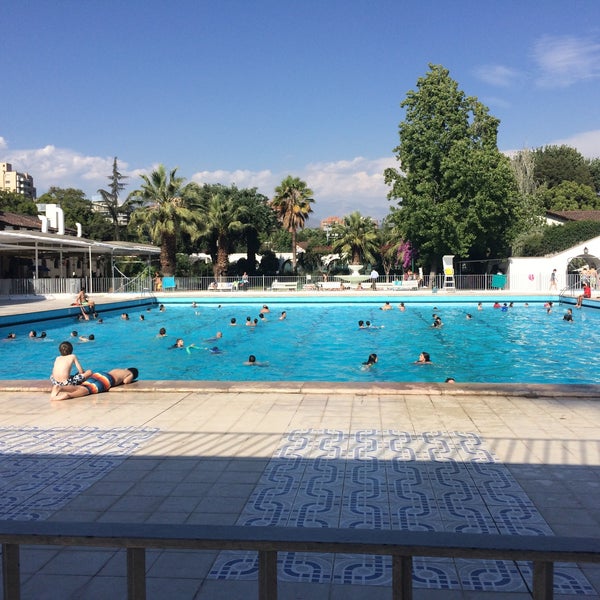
[
  {"x1": 0, "y1": 426, "x2": 159, "y2": 521},
  {"x1": 517, "y1": 562, "x2": 596, "y2": 596},
  {"x1": 332, "y1": 553, "x2": 390, "y2": 585},
  {"x1": 208, "y1": 429, "x2": 594, "y2": 594},
  {"x1": 456, "y1": 558, "x2": 528, "y2": 592}
]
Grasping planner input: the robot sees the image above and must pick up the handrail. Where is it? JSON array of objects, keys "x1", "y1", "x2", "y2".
[
  {"x1": 558, "y1": 281, "x2": 580, "y2": 304},
  {"x1": 1, "y1": 521, "x2": 599, "y2": 600}
]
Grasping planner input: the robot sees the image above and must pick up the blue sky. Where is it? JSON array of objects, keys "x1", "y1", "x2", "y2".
[{"x1": 1, "y1": 0, "x2": 599, "y2": 224}]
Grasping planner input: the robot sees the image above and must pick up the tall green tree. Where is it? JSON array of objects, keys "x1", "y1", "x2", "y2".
[
  {"x1": 97, "y1": 157, "x2": 129, "y2": 240},
  {"x1": 534, "y1": 145, "x2": 594, "y2": 189},
  {"x1": 385, "y1": 64, "x2": 519, "y2": 272},
  {"x1": 271, "y1": 176, "x2": 314, "y2": 270},
  {"x1": 586, "y1": 157, "x2": 600, "y2": 195},
  {"x1": 235, "y1": 187, "x2": 276, "y2": 274},
  {"x1": 127, "y1": 165, "x2": 201, "y2": 276},
  {"x1": 330, "y1": 211, "x2": 378, "y2": 266},
  {"x1": 198, "y1": 186, "x2": 249, "y2": 278}
]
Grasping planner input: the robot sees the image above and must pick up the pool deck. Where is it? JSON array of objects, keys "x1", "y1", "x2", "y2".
[{"x1": 1, "y1": 293, "x2": 599, "y2": 599}]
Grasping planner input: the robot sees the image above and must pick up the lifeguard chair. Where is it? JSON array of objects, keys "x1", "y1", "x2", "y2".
[{"x1": 443, "y1": 255, "x2": 455, "y2": 291}]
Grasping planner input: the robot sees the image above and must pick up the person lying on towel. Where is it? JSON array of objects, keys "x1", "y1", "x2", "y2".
[{"x1": 50, "y1": 367, "x2": 138, "y2": 401}]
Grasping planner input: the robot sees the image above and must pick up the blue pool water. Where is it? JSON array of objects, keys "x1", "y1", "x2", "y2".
[{"x1": 1, "y1": 299, "x2": 594, "y2": 384}]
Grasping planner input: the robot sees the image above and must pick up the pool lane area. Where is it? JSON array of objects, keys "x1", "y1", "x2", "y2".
[{"x1": 0, "y1": 294, "x2": 599, "y2": 598}]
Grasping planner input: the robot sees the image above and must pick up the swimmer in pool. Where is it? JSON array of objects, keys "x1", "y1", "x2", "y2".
[
  {"x1": 244, "y1": 354, "x2": 269, "y2": 366},
  {"x1": 415, "y1": 352, "x2": 432, "y2": 364},
  {"x1": 50, "y1": 368, "x2": 139, "y2": 401},
  {"x1": 362, "y1": 353, "x2": 378, "y2": 369},
  {"x1": 205, "y1": 331, "x2": 223, "y2": 342},
  {"x1": 380, "y1": 301, "x2": 393, "y2": 311},
  {"x1": 279, "y1": 311, "x2": 287, "y2": 320}
]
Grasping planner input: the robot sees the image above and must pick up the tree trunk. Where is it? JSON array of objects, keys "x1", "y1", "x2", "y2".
[
  {"x1": 160, "y1": 233, "x2": 177, "y2": 276},
  {"x1": 216, "y1": 238, "x2": 229, "y2": 278},
  {"x1": 291, "y1": 229, "x2": 297, "y2": 271}
]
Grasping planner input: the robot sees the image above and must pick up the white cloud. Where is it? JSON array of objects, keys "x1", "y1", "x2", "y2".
[
  {"x1": 0, "y1": 142, "x2": 118, "y2": 194},
  {"x1": 0, "y1": 138, "x2": 400, "y2": 221},
  {"x1": 473, "y1": 64, "x2": 520, "y2": 87},
  {"x1": 191, "y1": 156, "x2": 399, "y2": 221},
  {"x1": 503, "y1": 129, "x2": 600, "y2": 159},
  {"x1": 191, "y1": 168, "x2": 276, "y2": 191},
  {"x1": 550, "y1": 129, "x2": 600, "y2": 159},
  {"x1": 533, "y1": 34, "x2": 600, "y2": 87}
]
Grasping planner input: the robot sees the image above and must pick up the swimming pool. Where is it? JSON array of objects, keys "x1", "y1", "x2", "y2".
[{"x1": 1, "y1": 298, "x2": 594, "y2": 384}]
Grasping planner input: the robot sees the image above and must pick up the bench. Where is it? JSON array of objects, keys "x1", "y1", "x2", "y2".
[
  {"x1": 381, "y1": 280, "x2": 419, "y2": 290},
  {"x1": 210, "y1": 282, "x2": 235, "y2": 292},
  {"x1": 318, "y1": 281, "x2": 347, "y2": 290},
  {"x1": 271, "y1": 281, "x2": 298, "y2": 291}
]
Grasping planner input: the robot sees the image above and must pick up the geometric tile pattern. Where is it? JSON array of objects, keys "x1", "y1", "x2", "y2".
[
  {"x1": 0, "y1": 426, "x2": 159, "y2": 521},
  {"x1": 210, "y1": 429, "x2": 594, "y2": 595}
]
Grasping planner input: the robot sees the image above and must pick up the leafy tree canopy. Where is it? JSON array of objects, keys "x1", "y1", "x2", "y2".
[
  {"x1": 0, "y1": 190, "x2": 38, "y2": 215},
  {"x1": 534, "y1": 145, "x2": 594, "y2": 190},
  {"x1": 587, "y1": 158, "x2": 600, "y2": 195},
  {"x1": 519, "y1": 220, "x2": 600, "y2": 257},
  {"x1": 538, "y1": 180, "x2": 600, "y2": 211},
  {"x1": 385, "y1": 64, "x2": 519, "y2": 270}
]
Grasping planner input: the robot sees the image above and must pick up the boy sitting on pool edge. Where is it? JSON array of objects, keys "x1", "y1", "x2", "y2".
[{"x1": 50, "y1": 367, "x2": 139, "y2": 401}]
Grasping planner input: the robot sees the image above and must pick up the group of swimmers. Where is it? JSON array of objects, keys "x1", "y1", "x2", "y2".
[{"x1": 163, "y1": 303, "x2": 286, "y2": 365}]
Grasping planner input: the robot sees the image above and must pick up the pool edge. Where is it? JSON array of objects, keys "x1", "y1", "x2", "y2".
[{"x1": 7, "y1": 380, "x2": 600, "y2": 399}]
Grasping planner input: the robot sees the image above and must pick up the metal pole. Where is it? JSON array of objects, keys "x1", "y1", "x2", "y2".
[
  {"x1": 127, "y1": 547, "x2": 146, "y2": 600},
  {"x1": 2, "y1": 542, "x2": 20, "y2": 600},
  {"x1": 88, "y1": 245, "x2": 93, "y2": 294}
]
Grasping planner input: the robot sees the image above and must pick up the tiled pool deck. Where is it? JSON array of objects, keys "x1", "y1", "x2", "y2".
[{"x1": 1, "y1": 294, "x2": 599, "y2": 599}]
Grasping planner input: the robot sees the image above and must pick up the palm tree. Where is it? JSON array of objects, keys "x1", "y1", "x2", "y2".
[
  {"x1": 128, "y1": 165, "x2": 201, "y2": 276},
  {"x1": 271, "y1": 176, "x2": 314, "y2": 270},
  {"x1": 201, "y1": 187, "x2": 249, "y2": 278},
  {"x1": 97, "y1": 157, "x2": 128, "y2": 240},
  {"x1": 331, "y1": 211, "x2": 378, "y2": 267}
]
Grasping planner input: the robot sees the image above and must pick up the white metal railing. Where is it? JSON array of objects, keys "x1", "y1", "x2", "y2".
[
  {"x1": 8, "y1": 273, "x2": 587, "y2": 297},
  {"x1": 1, "y1": 521, "x2": 598, "y2": 600}
]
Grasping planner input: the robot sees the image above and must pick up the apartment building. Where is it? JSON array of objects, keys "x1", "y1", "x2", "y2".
[{"x1": 1, "y1": 162, "x2": 37, "y2": 199}]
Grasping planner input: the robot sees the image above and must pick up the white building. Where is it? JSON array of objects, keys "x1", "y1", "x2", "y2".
[{"x1": 0, "y1": 163, "x2": 36, "y2": 199}]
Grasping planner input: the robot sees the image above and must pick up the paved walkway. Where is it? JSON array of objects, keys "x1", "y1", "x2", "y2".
[
  {"x1": 0, "y1": 383, "x2": 599, "y2": 599},
  {"x1": 1, "y1": 294, "x2": 599, "y2": 599}
]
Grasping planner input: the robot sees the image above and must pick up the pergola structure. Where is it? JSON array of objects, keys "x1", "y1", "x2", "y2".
[{"x1": 0, "y1": 230, "x2": 160, "y2": 294}]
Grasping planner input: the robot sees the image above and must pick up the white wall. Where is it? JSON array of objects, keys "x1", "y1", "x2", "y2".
[{"x1": 508, "y1": 236, "x2": 600, "y2": 291}]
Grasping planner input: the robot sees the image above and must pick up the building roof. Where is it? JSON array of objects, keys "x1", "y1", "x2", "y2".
[
  {"x1": 0, "y1": 229, "x2": 159, "y2": 256},
  {"x1": 0, "y1": 211, "x2": 45, "y2": 230},
  {"x1": 0, "y1": 210, "x2": 159, "y2": 256},
  {"x1": 546, "y1": 210, "x2": 600, "y2": 223}
]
